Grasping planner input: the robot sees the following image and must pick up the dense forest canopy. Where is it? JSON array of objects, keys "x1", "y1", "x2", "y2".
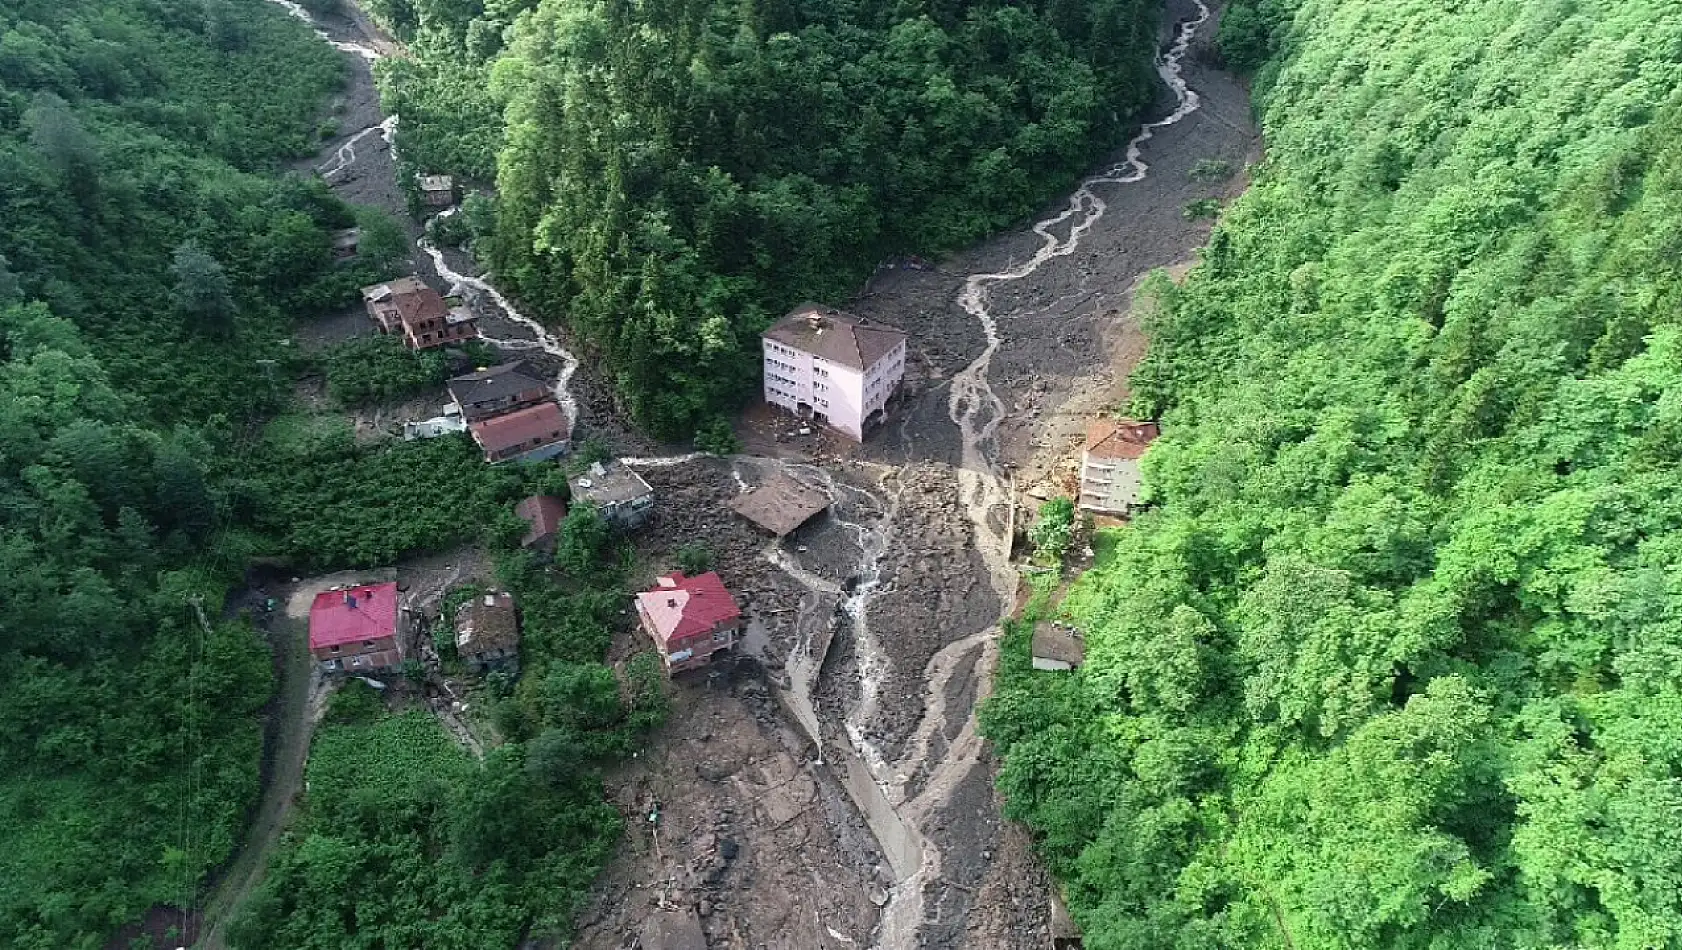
[
  {"x1": 985, "y1": 1, "x2": 1682, "y2": 947},
  {"x1": 0, "y1": 1, "x2": 360, "y2": 945},
  {"x1": 0, "y1": 0, "x2": 652, "y2": 945},
  {"x1": 375, "y1": 0, "x2": 1163, "y2": 436}
]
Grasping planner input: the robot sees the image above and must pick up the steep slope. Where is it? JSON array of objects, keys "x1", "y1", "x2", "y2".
[
  {"x1": 372, "y1": 0, "x2": 1165, "y2": 436},
  {"x1": 985, "y1": 2, "x2": 1682, "y2": 947}
]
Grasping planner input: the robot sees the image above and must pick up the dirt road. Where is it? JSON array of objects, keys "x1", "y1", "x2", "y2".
[{"x1": 194, "y1": 574, "x2": 355, "y2": 950}]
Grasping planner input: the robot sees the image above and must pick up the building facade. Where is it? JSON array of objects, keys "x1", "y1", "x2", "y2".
[
  {"x1": 308, "y1": 582, "x2": 405, "y2": 674},
  {"x1": 1078, "y1": 419, "x2": 1160, "y2": 515},
  {"x1": 635, "y1": 571, "x2": 742, "y2": 674},
  {"x1": 762, "y1": 305, "x2": 907, "y2": 441},
  {"x1": 361, "y1": 277, "x2": 480, "y2": 351}
]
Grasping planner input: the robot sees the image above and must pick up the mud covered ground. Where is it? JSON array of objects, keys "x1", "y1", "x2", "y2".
[{"x1": 241, "y1": 1, "x2": 1259, "y2": 948}]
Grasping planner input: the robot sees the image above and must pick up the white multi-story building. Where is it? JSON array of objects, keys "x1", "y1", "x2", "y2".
[
  {"x1": 1079, "y1": 419, "x2": 1160, "y2": 515},
  {"x1": 762, "y1": 305, "x2": 908, "y2": 441}
]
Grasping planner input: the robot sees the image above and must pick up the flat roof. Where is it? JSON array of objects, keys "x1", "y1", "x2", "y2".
[
  {"x1": 569, "y1": 460, "x2": 653, "y2": 505},
  {"x1": 728, "y1": 472, "x2": 831, "y2": 536}
]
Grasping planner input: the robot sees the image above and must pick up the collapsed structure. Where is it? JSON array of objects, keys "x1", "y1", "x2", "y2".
[
  {"x1": 728, "y1": 471, "x2": 831, "y2": 536},
  {"x1": 454, "y1": 589, "x2": 520, "y2": 675}
]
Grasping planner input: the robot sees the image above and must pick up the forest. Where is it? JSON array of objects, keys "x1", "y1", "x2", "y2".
[
  {"x1": 0, "y1": 1, "x2": 351, "y2": 944},
  {"x1": 984, "y1": 1, "x2": 1682, "y2": 947},
  {"x1": 370, "y1": 0, "x2": 1163, "y2": 436},
  {"x1": 0, "y1": 1, "x2": 656, "y2": 946}
]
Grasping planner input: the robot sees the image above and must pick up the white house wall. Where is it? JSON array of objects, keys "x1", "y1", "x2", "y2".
[{"x1": 763, "y1": 338, "x2": 906, "y2": 442}]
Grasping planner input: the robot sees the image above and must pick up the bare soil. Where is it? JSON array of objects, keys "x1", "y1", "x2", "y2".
[{"x1": 217, "y1": 2, "x2": 1260, "y2": 948}]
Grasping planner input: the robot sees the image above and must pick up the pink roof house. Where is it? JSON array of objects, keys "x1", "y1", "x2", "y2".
[
  {"x1": 635, "y1": 571, "x2": 742, "y2": 674},
  {"x1": 308, "y1": 582, "x2": 404, "y2": 674}
]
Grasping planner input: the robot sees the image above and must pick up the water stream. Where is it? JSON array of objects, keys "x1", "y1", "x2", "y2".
[{"x1": 266, "y1": 0, "x2": 1212, "y2": 945}]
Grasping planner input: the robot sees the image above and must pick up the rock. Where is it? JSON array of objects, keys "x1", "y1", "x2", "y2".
[
  {"x1": 696, "y1": 760, "x2": 735, "y2": 782},
  {"x1": 869, "y1": 887, "x2": 890, "y2": 907},
  {"x1": 720, "y1": 837, "x2": 740, "y2": 861},
  {"x1": 698, "y1": 900, "x2": 713, "y2": 917}
]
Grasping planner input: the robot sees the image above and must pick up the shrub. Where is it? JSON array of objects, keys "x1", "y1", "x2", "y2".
[
  {"x1": 1182, "y1": 198, "x2": 1222, "y2": 220},
  {"x1": 1188, "y1": 158, "x2": 1235, "y2": 182},
  {"x1": 1028, "y1": 498, "x2": 1076, "y2": 568}
]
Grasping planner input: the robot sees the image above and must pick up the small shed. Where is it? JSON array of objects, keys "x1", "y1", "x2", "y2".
[
  {"x1": 455, "y1": 590, "x2": 520, "y2": 675},
  {"x1": 1031, "y1": 622, "x2": 1085, "y2": 672},
  {"x1": 638, "y1": 906, "x2": 706, "y2": 950},
  {"x1": 330, "y1": 227, "x2": 361, "y2": 262},
  {"x1": 1050, "y1": 892, "x2": 1083, "y2": 949},
  {"x1": 418, "y1": 174, "x2": 456, "y2": 207},
  {"x1": 515, "y1": 494, "x2": 567, "y2": 555},
  {"x1": 728, "y1": 472, "x2": 830, "y2": 536}
]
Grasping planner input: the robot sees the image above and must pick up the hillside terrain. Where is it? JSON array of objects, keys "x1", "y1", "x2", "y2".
[
  {"x1": 986, "y1": 1, "x2": 1682, "y2": 947},
  {"x1": 1, "y1": 0, "x2": 1192, "y2": 946}
]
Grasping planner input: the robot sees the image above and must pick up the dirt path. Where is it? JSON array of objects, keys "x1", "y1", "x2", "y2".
[{"x1": 193, "y1": 574, "x2": 359, "y2": 950}]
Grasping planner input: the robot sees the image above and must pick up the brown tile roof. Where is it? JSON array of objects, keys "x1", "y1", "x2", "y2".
[
  {"x1": 1084, "y1": 419, "x2": 1160, "y2": 461},
  {"x1": 514, "y1": 495, "x2": 567, "y2": 546},
  {"x1": 763, "y1": 304, "x2": 906, "y2": 372},
  {"x1": 728, "y1": 472, "x2": 831, "y2": 536},
  {"x1": 361, "y1": 277, "x2": 452, "y2": 334},
  {"x1": 468, "y1": 401, "x2": 569, "y2": 454},
  {"x1": 454, "y1": 590, "x2": 519, "y2": 656}
]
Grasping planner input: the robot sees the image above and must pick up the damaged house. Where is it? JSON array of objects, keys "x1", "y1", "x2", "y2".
[{"x1": 454, "y1": 590, "x2": 520, "y2": 675}]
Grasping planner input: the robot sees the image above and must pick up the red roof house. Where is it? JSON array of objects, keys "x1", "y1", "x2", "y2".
[
  {"x1": 308, "y1": 582, "x2": 404, "y2": 674},
  {"x1": 467, "y1": 401, "x2": 571, "y2": 464},
  {"x1": 635, "y1": 571, "x2": 742, "y2": 674},
  {"x1": 514, "y1": 494, "x2": 567, "y2": 554},
  {"x1": 361, "y1": 277, "x2": 479, "y2": 351}
]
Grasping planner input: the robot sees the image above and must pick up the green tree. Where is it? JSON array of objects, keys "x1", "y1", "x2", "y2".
[
  {"x1": 554, "y1": 503, "x2": 610, "y2": 578},
  {"x1": 170, "y1": 241, "x2": 237, "y2": 335},
  {"x1": 1029, "y1": 497, "x2": 1076, "y2": 567}
]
